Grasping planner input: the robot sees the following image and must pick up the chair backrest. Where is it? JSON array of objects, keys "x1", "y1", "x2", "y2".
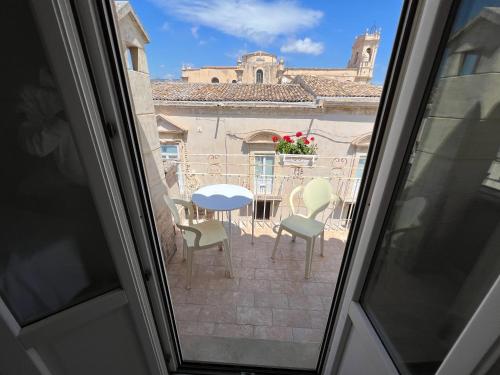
[
  {"x1": 303, "y1": 178, "x2": 333, "y2": 219},
  {"x1": 164, "y1": 195, "x2": 181, "y2": 225}
]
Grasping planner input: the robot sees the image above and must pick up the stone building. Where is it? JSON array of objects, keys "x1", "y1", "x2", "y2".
[
  {"x1": 152, "y1": 76, "x2": 381, "y2": 220},
  {"x1": 182, "y1": 31, "x2": 381, "y2": 84},
  {"x1": 115, "y1": 1, "x2": 176, "y2": 259}
]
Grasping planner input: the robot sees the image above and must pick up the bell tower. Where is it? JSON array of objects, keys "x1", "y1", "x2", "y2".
[{"x1": 347, "y1": 28, "x2": 381, "y2": 83}]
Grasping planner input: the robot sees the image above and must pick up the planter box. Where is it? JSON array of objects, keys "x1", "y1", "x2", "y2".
[{"x1": 278, "y1": 153, "x2": 317, "y2": 166}]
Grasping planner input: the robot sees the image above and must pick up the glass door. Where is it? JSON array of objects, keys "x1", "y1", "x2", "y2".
[
  {"x1": 255, "y1": 154, "x2": 275, "y2": 195},
  {"x1": 0, "y1": 1, "x2": 167, "y2": 374},
  {"x1": 328, "y1": 0, "x2": 500, "y2": 374}
]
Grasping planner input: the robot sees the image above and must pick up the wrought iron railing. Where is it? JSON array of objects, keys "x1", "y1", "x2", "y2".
[{"x1": 164, "y1": 154, "x2": 364, "y2": 231}]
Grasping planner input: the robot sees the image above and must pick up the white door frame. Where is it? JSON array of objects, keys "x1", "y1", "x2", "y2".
[
  {"x1": 324, "y1": 0, "x2": 500, "y2": 374},
  {"x1": 69, "y1": 0, "x2": 179, "y2": 370},
  {"x1": 324, "y1": 0, "x2": 458, "y2": 373}
]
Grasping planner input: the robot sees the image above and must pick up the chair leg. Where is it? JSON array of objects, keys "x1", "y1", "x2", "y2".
[
  {"x1": 271, "y1": 226, "x2": 283, "y2": 260},
  {"x1": 305, "y1": 239, "x2": 311, "y2": 279},
  {"x1": 186, "y1": 248, "x2": 193, "y2": 290},
  {"x1": 291, "y1": 235, "x2": 296, "y2": 242},
  {"x1": 309, "y1": 237, "x2": 316, "y2": 277},
  {"x1": 222, "y1": 239, "x2": 233, "y2": 278},
  {"x1": 305, "y1": 237, "x2": 315, "y2": 279},
  {"x1": 320, "y1": 231, "x2": 325, "y2": 257},
  {"x1": 182, "y1": 240, "x2": 187, "y2": 261}
]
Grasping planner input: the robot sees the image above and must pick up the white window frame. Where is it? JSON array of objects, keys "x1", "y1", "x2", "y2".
[
  {"x1": 160, "y1": 143, "x2": 179, "y2": 161},
  {"x1": 254, "y1": 152, "x2": 275, "y2": 195}
]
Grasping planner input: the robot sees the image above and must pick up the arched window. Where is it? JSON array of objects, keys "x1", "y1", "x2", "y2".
[
  {"x1": 366, "y1": 48, "x2": 372, "y2": 62},
  {"x1": 211, "y1": 77, "x2": 219, "y2": 83},
  {"x1": 256, "y1": 69, "x2": 263, "y2": 84},
  {"x1": 232, "y1": 80, "x2": 237, "y2": 83}
]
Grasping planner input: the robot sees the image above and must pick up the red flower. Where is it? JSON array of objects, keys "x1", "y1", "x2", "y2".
[
  {"x1": 296, "y1": 131, "x2": 303, "y2": 137},
  {"x1": 304, "y1": 139, "x2": 310, "y2": 145},
  {"x1": 310, "y1": 136, "x2": 315, "y2": 141},
  {"x1": 287, "y1": 138, "x2": 294, "y2": 143},
  {"x1": 283, "y1": 135, "x2": 291, "y2": 141},
  {"x1": 272, "y1": 136, "x2": 279, "y2": 143}
]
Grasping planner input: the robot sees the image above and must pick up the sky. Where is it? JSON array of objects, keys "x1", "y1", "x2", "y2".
[{"x1": 127, "y1": 0, "x2": 405, "y2": 85}]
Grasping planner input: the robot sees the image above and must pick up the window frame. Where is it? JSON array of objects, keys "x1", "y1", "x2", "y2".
[
  {"x1": 160, "y1": 143, "x2": 179, "y2": 161},
  {"x1": 74, "y1": 0, "x2": 422, "y2": 374},
  {"x1": 256, "y1": 69, "x2": 264, "y2": 84},
  {"x1": 458, "y1": 50, "x2": 480, "y2": 75}
]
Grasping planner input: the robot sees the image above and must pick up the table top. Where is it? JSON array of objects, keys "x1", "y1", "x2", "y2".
[{"x1": 192, "y1": 184, "x2": 254, "y2": 211}]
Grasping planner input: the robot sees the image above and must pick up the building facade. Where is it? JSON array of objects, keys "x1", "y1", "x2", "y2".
[
  {"x1": 152, "y1": 77, "x2": 381, "y2": 224},
  {"x1": 181, "y1": 31, "x2": 381, "y2": 84}
]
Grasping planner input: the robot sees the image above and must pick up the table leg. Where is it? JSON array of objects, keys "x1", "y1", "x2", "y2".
[
  {"x1": 251, "y1": 200, "x2": 255, "y2": 245},
  {"x1": 228, "y1": 210, "x2": 232, "y2": 248}
]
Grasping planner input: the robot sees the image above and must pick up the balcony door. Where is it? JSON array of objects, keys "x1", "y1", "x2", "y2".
[
  {"x1": 325, "y1": 0, "x2": 500, "y2": 374},
  {"x1": 255, "y1": 154, "x2": 275, "y2": 195},
  {"x1": 0, "y1": 1, "x2": 166, "y2": 374}
]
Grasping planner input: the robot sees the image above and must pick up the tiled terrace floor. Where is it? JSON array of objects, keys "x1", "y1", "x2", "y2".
[{"x1": 166, "y1": 224, "x2": 346, "y2": 347}]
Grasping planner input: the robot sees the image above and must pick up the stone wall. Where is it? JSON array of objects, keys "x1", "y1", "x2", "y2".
[{"x1": 117, "y1": 3, "x2": 177, "y2": 260}]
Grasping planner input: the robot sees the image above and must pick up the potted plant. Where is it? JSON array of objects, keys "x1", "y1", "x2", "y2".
[{"x1": 273, "y1": 132, "x2": 317, "y2": 166}]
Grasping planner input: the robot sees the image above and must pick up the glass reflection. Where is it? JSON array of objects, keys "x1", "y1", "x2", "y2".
[
  {"x1": 361, "y1": 1, "x2": 500, "y2": 374},
  {"x1": 0, "y1": 2, "x2": 119, "y2": 326}
]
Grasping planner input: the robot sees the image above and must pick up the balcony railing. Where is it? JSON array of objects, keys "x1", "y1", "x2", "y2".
[{"x1": 164, "y1": 153, "x2": 364, "y2": 231}]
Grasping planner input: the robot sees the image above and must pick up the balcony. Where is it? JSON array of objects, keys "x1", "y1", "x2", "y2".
[
  {"x1": 164, "y1": 153, "x2": 364, "y2": 231},
  {"x1": 163, "y1": 154, "x2": 362, "y2": 367}
]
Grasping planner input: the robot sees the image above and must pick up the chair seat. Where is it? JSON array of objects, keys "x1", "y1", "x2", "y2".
[
  {"x1": 183, "y1": 220, "x2": 228, "y2": 248},
  {"x1": 281, "y1": 215, "x2": 325, "y2": 238}
]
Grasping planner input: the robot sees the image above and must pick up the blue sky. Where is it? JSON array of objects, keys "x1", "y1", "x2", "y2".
[{"x1": 127, "y1": 0, "x2": 404, "y2": 85}]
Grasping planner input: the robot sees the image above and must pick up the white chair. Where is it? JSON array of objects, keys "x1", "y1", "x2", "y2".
[
  {"x1": 271, "y1": 178, "x2": 338, "y2": 279},
  {"x1": 164, "y1": 195, "x2": 233, "y2": 289}
]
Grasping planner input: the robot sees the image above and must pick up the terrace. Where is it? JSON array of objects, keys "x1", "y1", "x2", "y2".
[{"x1": 163, "y1": 153, "x2": 363, "y2": 367}]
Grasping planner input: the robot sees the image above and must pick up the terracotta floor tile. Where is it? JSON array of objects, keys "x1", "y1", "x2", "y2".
[
  {"x1": 254, "y1": 292, "x2": 288, "y2": 308},
  {"x1": 272, "y1": 308, "x2": 311, "y2": 328},
  {"x1": 239, "y1": 278, "x2": 271, "y2": 293},
  {"x1": 177, "y1": 321, "x2": 215, "y2": 336},
  {"x1": 292, "y1": 328, "x2": 324, "y2": 343},
  {"x1": 198, "y1": 305, "x2": 237, "y2": 324},
  {"x1": 207, "y1": 290, "x2": 254, "y2": 307},
  {"x1": 237, "y1": 306, "x2": 273, "y2": 326},
  {"x1": 254, "y1": 326, "x2": 293, "y2": 342},
  {"x1": 168, "y1": 228, "x2": 345, "y2": 345},
  {"x1": 213, "y1": 323, "x2": 254, "y2": 339},
  {"x1": 255, "y1": 268, "x2": 287, "y2": 281},
  {"x1": 302, "y1": 282, "x2": 336, "y2": 296},
  {"x1": 173, "y1": 304, "x2": 202, "y2": 321},
  {"x1": 287, "y1": 294, "x2": 324, "y2": 310}
]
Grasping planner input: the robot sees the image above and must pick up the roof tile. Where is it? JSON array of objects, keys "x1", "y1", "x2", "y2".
[
  {"x1": 294, "y1": 75, "x2": 382, "y2": 98},
  {"x1": 151, "y1": 81, "x2": 314, "y2": 103}
]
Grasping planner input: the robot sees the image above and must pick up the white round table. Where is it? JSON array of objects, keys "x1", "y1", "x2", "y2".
[{"x1": 192, "y1": 184, "x2": 255, "y2": 244}]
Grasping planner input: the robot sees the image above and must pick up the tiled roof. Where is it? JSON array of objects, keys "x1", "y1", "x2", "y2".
[
  {"x1": 295, "y1": 75, "x2": 382, "y2": 98},
  {"x1": 151, "y1": 81, "x2": 314, "y2": 103}
]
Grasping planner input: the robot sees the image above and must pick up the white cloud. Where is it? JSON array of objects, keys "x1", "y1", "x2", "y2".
[
  {"x1": 149, "y1": 0, "x2": 323, "y2": 44},
  {"x1": 280, "y1": 38, "x2": 324, "y2": 55},
  {"x1": 191, "y1": 26, "x2": 199, "y2": 39}
]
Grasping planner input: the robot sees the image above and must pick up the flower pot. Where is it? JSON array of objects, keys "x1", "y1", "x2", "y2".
[{"x1": 278, "y1": 153, "x2": 317, "y2": 166}]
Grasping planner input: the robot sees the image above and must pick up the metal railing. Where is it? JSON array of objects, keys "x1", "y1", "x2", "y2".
[{"x1": 164, "y1": 154, "x2": 364, "y2": 231}]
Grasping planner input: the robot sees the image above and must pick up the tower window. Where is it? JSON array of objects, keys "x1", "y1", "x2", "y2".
[
  {"x1": 211, "y1": 77, "x2": 219, "y2": 83},
  {"x1": 232, "y1": 80, "x2": 237, "y2": 83},
  {"x1": 256, "y1": 69, "x2": 263, "y2": 84},
  {"x1": 458, "y1": 51, "x2": 480, "y2": 75},
  {"x1": 366, "y1": 48, "x2": 372, "y2": 62}
]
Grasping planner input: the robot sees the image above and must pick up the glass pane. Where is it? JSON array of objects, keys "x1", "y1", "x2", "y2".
[
  {"x1": 361, "y1": 1, "x2": 500, "y2": 374},
  {"x1": 0, "y1": 2, "x2": 119, "y2": 326}
]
